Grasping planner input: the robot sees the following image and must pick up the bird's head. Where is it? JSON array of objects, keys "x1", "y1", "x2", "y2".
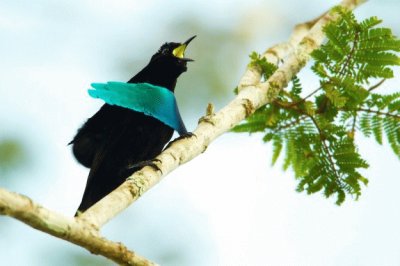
[
  {"x1": 130, "y1": 36, "x2": 196, "y2": 91},
  {"x1": 149, "y1": 35, "x2": 196, "y2": 74}
]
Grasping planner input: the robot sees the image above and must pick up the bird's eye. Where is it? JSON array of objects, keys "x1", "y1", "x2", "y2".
[{"x1": 162, "y1": 48, "x2": 169, "y2": 55}]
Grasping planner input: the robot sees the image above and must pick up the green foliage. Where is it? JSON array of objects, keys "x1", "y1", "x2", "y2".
[
  {"x1": 360, "y1": 92, "x2": 400, "y2": 156},
  {"x1": 232, "y1": 7, "x2": 400, "y2": 205},
  {"x1": 249, "y1": 52, "x2": 278, "y2": 81}
]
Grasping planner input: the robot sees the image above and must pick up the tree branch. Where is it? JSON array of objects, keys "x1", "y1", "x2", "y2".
[{"x1": 0, "y1": 188, "x2": 157, "y2": 265}]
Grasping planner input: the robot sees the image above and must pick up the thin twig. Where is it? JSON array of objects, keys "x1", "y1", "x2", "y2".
[
  {"x1": 357, "y1": 108, "x2": 400, "y2": 119},
  {"x1": 307, "y1": 116, "x2": 344, "y2": 189},
  {"x1": 300, "y1": 86, "x2": 323, "y2": 103},
  {"x1": 368, "y1": 79, "x2": 386, "y2": 91},
  {"x1": 273, "y1": 115, "x2": 309, "y2": 132},
  {"x1": 338, "y1": 31, "x2": 360, "y2": 77}
]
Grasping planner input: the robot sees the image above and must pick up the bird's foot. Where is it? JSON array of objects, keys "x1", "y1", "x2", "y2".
[
  {"x1": 164, "y1": 132, "x2": 195, "y2": 150},
  {"x1": 127, "y1": 159, "x2": 162, "y2": 172}
]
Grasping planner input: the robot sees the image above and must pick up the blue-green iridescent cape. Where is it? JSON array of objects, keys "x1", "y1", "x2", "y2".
[{"x1": 88, "y1": 82, "x2": 187, "y2": 135}]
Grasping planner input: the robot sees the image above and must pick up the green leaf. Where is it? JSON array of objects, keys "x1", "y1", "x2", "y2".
[
  {"x1": 360, "y1": 16, "x2": 382, "y2": 30},
  {"x1": 361, "y1": 65, "x2": 394, "y2": 79},
  {"x1": 371, "y1": 115, "x2": 383, "y2": 144},
  {"x1": 359, "y1": 112, "x2": 372, "y2": 137},
  {"x1": 324, "y1": 86, "x2": 348, "y2": 108},
  {"x1": 354, "y1": 51, "x2": 400, "y2": 66},
  {"x1": 290, "y1": 76, "x2": 302, "y2": 96},
  {"x1": 271, "y1": 136, "x2": 283, "y2": 165},
  {"x1": 358, "y1": 39, "x2": 400, "y2": 52},
  {"x1": 383, "y1": 117, "x2": 400, "y2": 157},
  {"x1": 359, "y1": 28, "x2": 393, "y2": 42}
]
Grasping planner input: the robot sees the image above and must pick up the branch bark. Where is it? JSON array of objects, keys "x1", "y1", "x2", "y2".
[
  {"x1": 0, "y1": 188, "x2": 157, "y2": 266},
  {"x1": 0, "y1": 0, "x2": 366, "y2": 264}
]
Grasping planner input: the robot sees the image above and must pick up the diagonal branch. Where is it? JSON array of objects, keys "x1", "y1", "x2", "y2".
[
  {"x1": 0, "y1": 188, "x2": 156, "y2": 266},
  {"x1": 80, "y1": 0, "x2": 366, "y2": 228}
]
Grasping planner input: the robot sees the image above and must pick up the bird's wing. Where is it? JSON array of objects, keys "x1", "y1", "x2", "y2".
[
  {"x1": 69, "y1": 104, "x2": 117, "y2": 168},
  {"x1": 76, "y1": 109, "x2": 174, "y2": 213},
  {"x1": 88, "y1": 82, "x2": 188, "y2": 135}
]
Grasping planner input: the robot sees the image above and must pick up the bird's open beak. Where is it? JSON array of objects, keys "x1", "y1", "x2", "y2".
[{"x1": 172, "y1": 35, "x2": 196, "y2": 61}]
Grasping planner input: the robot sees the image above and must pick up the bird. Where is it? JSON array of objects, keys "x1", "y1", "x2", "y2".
[{"x1": 69, "y1": 36, "x2": 196, "y2": 214}]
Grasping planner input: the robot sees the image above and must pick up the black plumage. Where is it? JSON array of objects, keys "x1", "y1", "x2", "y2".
[{"x1": 70, "y1": 36, "x2": 195, "y2": 214}]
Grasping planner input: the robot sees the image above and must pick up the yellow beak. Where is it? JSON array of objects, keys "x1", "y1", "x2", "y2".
[
  {"x1": 172, "y1": 44, "x2": 187, "y2": 58},
  {"x1": 172, "y1": 35, "x2": 196, "y2": 59}
]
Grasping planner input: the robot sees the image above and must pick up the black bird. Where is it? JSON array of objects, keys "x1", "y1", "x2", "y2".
[{"x1": 70, "y1": 36, "x2": 195, "y2": 214}]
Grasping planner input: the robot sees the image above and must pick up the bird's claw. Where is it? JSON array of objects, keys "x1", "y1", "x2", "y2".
[
  {"x1": 127, "y1": 159, "x2": 162, "y2": 172},
  {"x1": 180, "y1": 132, "x2": 195, "y2": 139},
  {"x1": 164, "y1": 132, "x2": 195, "y2": 150}
]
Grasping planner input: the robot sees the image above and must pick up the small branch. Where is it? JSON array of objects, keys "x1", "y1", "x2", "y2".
[
  {"x1": 338, "y1": 31, "x2": 360, "y2": 77},
  {"x1": 276, "y1": 85, "x2": 322, "y2": 109},
  {"x1": 273, "y1": 99, "x2": 302, "y2": 112},
  {"x1": 368, "y1": 79, "x2": 386, "y2": 91},
  {"x1": 0, "y1": 188, "x2": 157, "y2": 266},
  {"x1": 300, "y1": 86, "x2": 323, "y2": 104},
  {"x1": 307, "y1": 116, "x2": 344, "y2": 189},
  {"x1": 273, "y1": 115, "x2": 309, "y2": 132},
  {"x1": 357, "y1": 108, "x2": 400, "y2": 119}
]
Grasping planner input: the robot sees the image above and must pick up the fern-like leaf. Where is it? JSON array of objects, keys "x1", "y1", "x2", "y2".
[{"x1": 234, "y1": 7, "x2": 399, "y2": 205}]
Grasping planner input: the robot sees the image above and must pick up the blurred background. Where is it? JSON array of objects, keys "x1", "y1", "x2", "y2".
[{"x1": 1, "y1": 0, "x2": 399, "y2": 265}]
